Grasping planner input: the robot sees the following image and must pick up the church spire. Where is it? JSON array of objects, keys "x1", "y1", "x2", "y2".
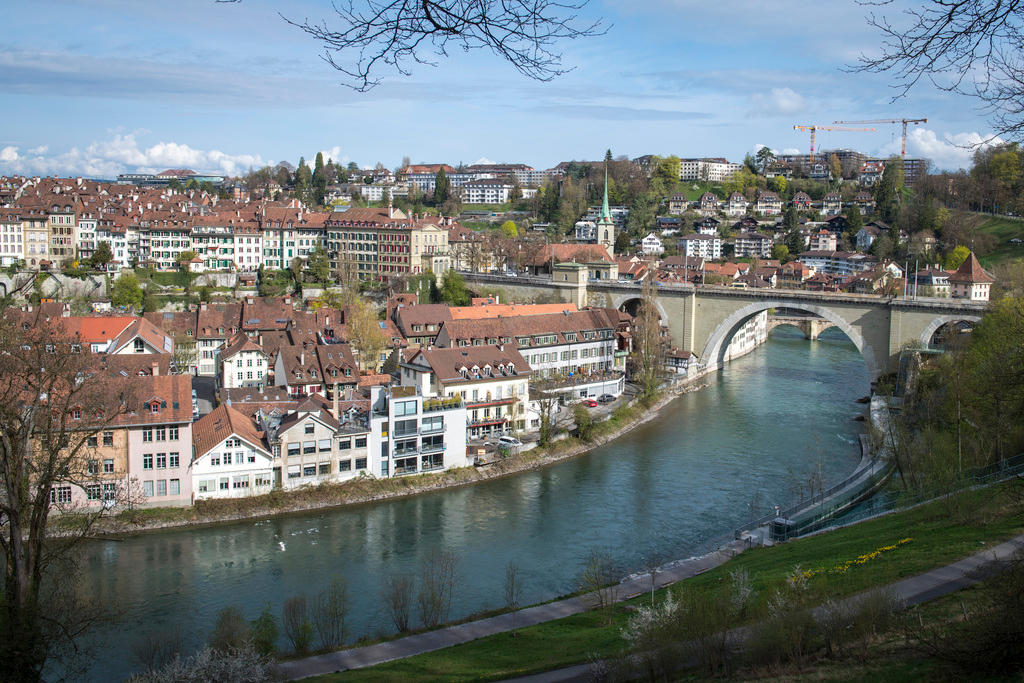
[{"x1": 601, "y1": 168, "x2": 611, "y2": 221}]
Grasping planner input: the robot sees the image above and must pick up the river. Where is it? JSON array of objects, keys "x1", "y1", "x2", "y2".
[{"x1": 75, "y1": 326, "x2": 869, "y2": 680}]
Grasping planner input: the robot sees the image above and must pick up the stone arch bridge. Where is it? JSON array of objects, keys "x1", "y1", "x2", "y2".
[{"x1": 461, "y1": 273, "x2": 987, "y2": 381}]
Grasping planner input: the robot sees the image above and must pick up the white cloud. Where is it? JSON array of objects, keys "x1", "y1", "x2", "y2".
[
  {"x1": 317, "y1": 147, "x2": 352, "y2": 166},
  {"x1": 781, "y1": 147, "x2": 801, "y2": 155},
  {"x1": 877, "y1": 128, "x2": 1003, "y2": 171},
  {"x1": 0, "y1": 134, "x2": 265, "y2": 178},
  {"x1": 752, "y1": 143, "x2": 778, "y2": 155},
  {"x1": 748, "y1": 87, "x2": 806, "y2": 117}
]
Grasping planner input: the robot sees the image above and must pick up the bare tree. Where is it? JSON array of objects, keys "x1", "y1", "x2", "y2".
[
  {"x1": 631, "y1": 276, "x2": 664, "y2": 400},
  {"x1": 346, "y1": 299, "x2": 386, "y2": 373},
  {"x1": 530, "y1": 378, "x2": 560, "y2": 446},
  {"x1": 0, "y1": 315, "x2": 138, "y2": 680},
  {"x1": 281, "y1": 595, "x2": 312, "y2": 653},
  {"x1": 384, "y1": 574, "x2": 414, "y2": 632},
  {"x1": 265, "y1": 0, "x2": 607, "y2": 91},
  {"x1": 417, "y1": 550, "x2": 458, "y2": 628},
  {"x1": 577, "y1": 549, "x2": 618, "y2": 621},
  {"x1": 312, "y1": 577, "x2": 350, "y2": 650},
  {"x1": 854, "y1": 1, "x2": 1024, "y2": 140},
  {"x1": 131, "y1": 628, "x2": 185, "y2": 676},
  {"x1": 503, "y1": 561, "x2": 523, "y2": 634}
]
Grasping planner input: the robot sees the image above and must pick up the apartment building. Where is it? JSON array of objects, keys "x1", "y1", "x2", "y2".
[
  {"x1": 733, "y1": 232, "x2": 773, "y2": 258},
  {"x1": 401, "y1": 344, "x2": 532, "y2": 438},
  {"x1": 368, "y1": 384, "x2": 468, "y2": 478},
  {"x1": 0, "y1": 211, "x2": 24, "y2": 266},
  {"x1": 679, "y1": 158, "x2": 742, "y2": 182},
  {"x1": 679, "y1": 234, "x2": 722, "y2": 260},
  {"x1": 324, "y1": 207, "x2": 451, "y2": 281},
  {"x1": 192, "y1": 404, "x2": 275, "y2": 500}
]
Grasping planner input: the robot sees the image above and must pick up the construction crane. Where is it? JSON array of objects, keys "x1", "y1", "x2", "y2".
[
  {"x1": 793, "y1": 125, "x2": 876, "y2": 163},
  {"x1": 832, "y1": 118, "x2": 928, "y2": 157}
]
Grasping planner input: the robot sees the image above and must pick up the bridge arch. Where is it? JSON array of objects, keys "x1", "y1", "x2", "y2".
[
  {"x1": 701, "y1": 300, "x2": 881, "y2": 378},
  {"x1": 614, "y1": 295, "x2": 670, "y2": 322},
  {"x1": 919, "y1": 314, "x2": 982, "y2": 347}
]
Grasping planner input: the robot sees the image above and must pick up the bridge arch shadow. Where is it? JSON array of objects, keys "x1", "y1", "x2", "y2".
[
  {"x1": 920, "y1": 315, "x2": 979, "y2": 348},
  {"x1": 701, "y1": 301, "x2": 881, "y2": 378},
  {"x1": 617, "y1": 296, "x2": 669, "y2": 322}
]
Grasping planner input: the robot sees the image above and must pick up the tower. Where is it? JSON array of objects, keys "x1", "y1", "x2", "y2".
[{"x1": 597, "y1": 169, "x2": 615, "y2": 257}]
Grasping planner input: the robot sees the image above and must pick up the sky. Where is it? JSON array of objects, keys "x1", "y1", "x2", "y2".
[{"x1": 0, "y1": 0, "x2": 1005, "y2": 178}]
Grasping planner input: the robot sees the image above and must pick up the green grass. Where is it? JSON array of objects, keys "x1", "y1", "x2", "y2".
[
  {"x1": 311, "y1": 482, "x2": 1024, "y2": 682},
  {"x1": 976, "y1": 214, "x2": 1024, "y2": 268}
]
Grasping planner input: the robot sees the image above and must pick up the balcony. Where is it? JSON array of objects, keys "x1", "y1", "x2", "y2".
[
  {"x1": 465, "y1": 397, "x2": 518, "y2": 410},
  {"x1": 469, "y1": 416, "x2": 508, "y2": 428},
  {"x1": 423, "y1": 397, "x2": 463, "y2": 413},
  {"x1": 420, "y1": 441, "x2": 445, "y2": 454}
]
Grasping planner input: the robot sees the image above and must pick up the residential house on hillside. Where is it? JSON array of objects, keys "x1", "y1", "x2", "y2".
[
  {"x1": 220, "y1": 334, "x2": 271, "y2": 389},
  {"x1": 859, "y1": 161, "x2": 885, "y2": 186},
  {"x1": 679, "y1": 234, "x2": 722, "y2": 260},
  {"x1": 855, "y1": 221, "x2": 888, "y2": 252},
  {"x1": 725, "y1": 192, "x2": 748, "y2": 217},
  {"x1": 699, "y1": 192, "x2": 719, "y2": 215},
  {"x1": 792, "y1": 192, "x2": 813, "y2": 210},
  {"x1": 808, "y1": 229, "x2": 838, "y2": 252},
  {"x1": 756, "y1": 191, "x2": 782, "y2": 216},
  {"x1": 822, "y1": 193, "x2": 842, "y2": 216},
  {"x1": 641, "y1": 233, "x2": 664, "y2": 255},
  {"x1": 910, "y1": 267, "x2": 951, "y2": 298},
  {"x1": 694, "y1": 216, "x2": 720, "y2": 235},
  {"x1": 668, "y1": 193, "x2": 689, "y2": 215},
  {"x1": 854, "y1": 191, "x2": 876, "y2": 213},
  {"x1": 778, "y1": 261, "x2": 814, "y2": 288}
]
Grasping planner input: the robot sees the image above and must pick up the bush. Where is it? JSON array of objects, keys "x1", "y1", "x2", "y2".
[
  {"x1": 208, "y1": 606, "x2": 251, "y2": 653},
  {"x1": 126, "y1": 644, "x2": 276, "y2": 683},
  {"x1": 312, "y1": 577, "x2": 350, "y2": 650},
  {"x1": 250, "y1": 604, "x2": 278, "y2": 656},
  {"x1": 384, "y1": 575, "x2": 414, "y2": 632},
  {"x1": 282, "y1": 595, "x2": 312, "y2": 653}
]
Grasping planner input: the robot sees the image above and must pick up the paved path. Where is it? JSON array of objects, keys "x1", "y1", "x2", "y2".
[{"x1": 278, "y1": 541, "x2": 747, "y2": 680}]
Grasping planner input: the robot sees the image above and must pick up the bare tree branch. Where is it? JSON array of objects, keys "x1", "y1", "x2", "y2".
[
  {"x1": 266, "y1": 0, "x2": 607, "y2": 91},
  {"x1": 851, "y1": 0, "x2": 1024, "y2": 140}
]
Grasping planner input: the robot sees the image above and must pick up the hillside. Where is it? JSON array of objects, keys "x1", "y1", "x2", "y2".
[{"x1": 976, "y1": 214, "x2": 1024, "y2": 268}]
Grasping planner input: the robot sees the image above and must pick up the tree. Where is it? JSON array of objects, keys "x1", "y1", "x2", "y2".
[
  {"x1": 347, "y1": 300, "x2": 386, "y2": 372},
  {"x1": 509, "y1": 179, "x2": 523, "y2": 203},
  {"x1": 249, "y1": 605, "x2": 279, "y2": 657},
  {"x1": 874, "y1": 158, "x2": 904, "y2": 224},
  {"x1": 277, "y1": 0, "x2": 606, "y2": 91},
  {"x1": 312, "y1": 577, "x2": 349, "y2": 650},
  {"x1": 786, "y1": 228, "x2": 805, "y2": 257},
  {"x1": 772, "y1": 244, "x2": 790, "y2": 262},
  {"x1": 312, "y1": 151, "x2": 328, "y2": 205},
  {"x1": 295, "y1": 156, "x2": 312, "y2": 188},
  {"x1": 614, "y1": 231, "x2": 630, "y2": 253},
  {"x1": 281, "y1": 596, "x2": 313, "y2": 654},
  {"x1": 845, "y1": 204, "x2": 863, "y2": 246},
  {"x1": 141, "y1": 285, "x2": 159, "y2": 313},
  {"x1": 0, "y1": 316, "x2": 138, "y2": 680},
  {"x1": 632, "y1": 277, "x2": 664, "y2": 401},
  {"x1": 384, "y1": 575, "x2": 413, "y2": 632},
  {"x1": 433, "y1": 167, "x2": 451, "y2": 205},
  {"x1": 856, "y1": 1, "x2": 1024, "y2": 140},
  {"x1": 499, "y1": 220, "x2": 518, "y2": 239},
  {"x1": 175, "y1": 250, "x2": 198, "y2": 268},
  {"x1": 306, "y1": 246, "x2": 331, "y2": 284},
  {"x1": 111, "y1": 272, "x2": 143, "y2": 309},
  {"x1": 828, "y1": 153, "x2": 843, "y2": 181},
  {"x1": 946, "y1": 245, "x2": 971, "y2": 271},
  {"x1": 89, "y1": 241, "x2": 113, "y2": 270},
  {"x1": 531, "y1": 379, "x2": 560, "y2": 447},
  {"x1": 783, "y1": 205, "x2": 798, "y2": 233},
  {"x1": 439, "y1": 270, "x2": 471, "y2": 306},
  {"x1": 503, "y1": 561, "x2": 523, "y2": 635},
  {"x1": 417, "y1": 550, "x2": 458, "y2": 628},
  {"x1": 573, "y1": 402, "x2": 594, "y2": 441},
  {"x1": 755, "y1": 146, "x2": 776, "y2": 174}
]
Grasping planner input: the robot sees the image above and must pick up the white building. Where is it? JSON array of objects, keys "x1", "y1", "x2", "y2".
[
  {"x1": 0, "y1": 213, "x2": 24, "y2": 266},
  {"x1": 949, "y1": 252, "x2": 994, "y2": 301},
  {"x1": 725, "y1": 192, "x2": 749, "y2": 217},
  {"x1": 461, "y1": 179, "x2": 514, "y2": 204},
  {"x1": 191, "y1": 404, "x2": 275, "y2": 500},
  {"x1": 733, "y1": 232, "x2": 773, "y2": 258},
  {"x1": 368, "y1": 385, "x2": 469, "y2": 478},
  {"x1": 679, "y1": 158, "x2": 742, "y2": 182},
  {"x1": 641, "y1": 233, "x2": 664, "y2": 255},
  {"x1": 679, "y1": 233, "x2": 722, "y2": 260},
  {"x1": 400, "y1": 344, "x2": 532, "y2": 439},
  {"x1": 220, "y1": 335, "x2": 270, "y2": 389}
]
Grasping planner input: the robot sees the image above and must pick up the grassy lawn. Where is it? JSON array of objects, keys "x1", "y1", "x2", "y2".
[
  {"x1": 976, "y1": 214, "x2": 1024, "y2": 268},
  {"x1": 311, "y1": 481, "x2": 1023, "y2": 682}
]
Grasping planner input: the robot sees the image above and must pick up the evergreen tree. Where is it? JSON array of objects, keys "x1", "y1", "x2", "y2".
[
  {"x1": 312, "y1": 152, "x2": 328, "y2": 205},
  {"x1": 845, "y1": 204, "x2": 863, "y2": 246},
  {"x1": 434, "y1": 167, "x2": 451, "y2": 205},
  {"x1": 783, "y1": 205, "x2": 798, "y2": 232},
  {"x1": 874, "y1": 157, "x2": 904, "y2": 223},
  {"x1": 89, "y1": 241, "x2": 113, "y2": 270}
]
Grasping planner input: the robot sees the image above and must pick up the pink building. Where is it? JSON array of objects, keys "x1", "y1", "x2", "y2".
[{"x1": 125, "y1": 374, "x2": 195, "y2": 506}]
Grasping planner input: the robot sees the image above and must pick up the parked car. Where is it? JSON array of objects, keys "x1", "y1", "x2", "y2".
[
  {"x1": 582, "y1": 399, "x2": 598, "y2": 408},
  {"x1": 597, "y1": 394, "x2": 615, "y2": 404},
  {"x1": 497, "y1": 435, "x2": 522, "y2": 447}
]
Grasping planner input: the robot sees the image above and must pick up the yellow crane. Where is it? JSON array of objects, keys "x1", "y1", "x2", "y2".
[
  {"x1": 793, "y1": 125, "x2": 876, "y2": 163},
  {"x1": 832, "y1": 118, "x2": 928, "y2": 157}
]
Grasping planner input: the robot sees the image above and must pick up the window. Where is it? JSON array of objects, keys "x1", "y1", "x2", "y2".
[
  {"x1": 287, "y1": 465, "x2": 301, "y2": 479},
  {"x1": 339, "y1": 459, "x2": 351, "y2": 472},
  {"x1": 219, "y1": 478, "x2": 229, "y2": 490},
  {"x1": 103, "y1": 483, "x2": 117, "y2": 501},
  {"x1": 318, "y1": 439, "x2": 331, "y2": 452},
  {"x1": 223, "y1": 452, "x2": 232, "y2": 465},
  {"x1": 255, "y1": 474, "x2": 272, "y2": 487},
  {"x1": 303, "y1": 441, "x2": 315, "y2": 455},
  {"x1": 86, "y1": 484, "x2": 101, "y2": 500},
  {"x1": 143, "y1": 480, "x2": 154, "y2": 497},
  {"x1": 303, "y1": 464, "x2": 317, "y2": 477},
  {"x1": 169, "y1": 452, "x2": 179, "y2": 468},
  {"x1": 394, "y1": 419, "x2": 417, "y2": 436},
  {"x1": 155, "y1": 427, "x2": 166, "y2": 441},
  {"x1": 103, "y1": 431, "x2": 113, "y2": 446},
  {"x1": 304, "y1": 424, "x2": 315, "y2": 435},
  {"x1": 51, "y1": 486, "x2": 72, "y2": 504},
  {"x1": 422, "y1": 415, "x2": 443, "y2": 433},
  {"x1": 395, "y1": 400, "x2": 417, "y2": 416},
  {"x1": 210, "y1": 454, "x2": 220, "y2": 466},
  {"x1": 103, "y1": 459, "x2": 114, "y2": 474},
  {"x1": 143, "y1": 454, "x2": 153, "y2": 469},
  {"x1": 87, "y1": 460, "x2": 99, "y2": 475},
  {"x1": 355, "y1": 436, "x2": 367, "y2": 448},
  {"x1": 169, "y1": 479, "x2": 180, "y2": 496},
  {"x1": 87, "y1": 435, "x2": 97, "y2": 448},
  {"x1": 318, "y1": 462, "x2": 330, "y2": 475},
  {"x1": 355, "y1": 457, "x2": 367, "y2": 470},
  {"x1": 142, "y1": 428, "x2": 152, "y2": 443},
  {"x1": 168, "y1": 426, "x2": 179, "y2": 441},
  {"x1": 155, "y1": 453, "x2": 166, "y2": 469}
]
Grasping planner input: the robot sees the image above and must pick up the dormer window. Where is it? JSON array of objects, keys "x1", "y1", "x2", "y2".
[{"x1": 148, "y1": 402, "x2": 159, "y2": 413}]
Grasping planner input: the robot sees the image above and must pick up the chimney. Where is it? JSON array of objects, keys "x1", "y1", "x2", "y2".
[
  {"x1": 151, "y1": 362, "x2": 159, "y2": 376},
  {"x1": 332, "y1": 382, "x2": 339, "y2": 418},
  {"x1": 300, "y1": 351, "x2": 305, "y2": 366}
]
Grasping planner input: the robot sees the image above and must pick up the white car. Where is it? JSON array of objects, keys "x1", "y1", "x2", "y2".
[{"x1": 497, "y1": 435, "x2": 522, "y2": 447}]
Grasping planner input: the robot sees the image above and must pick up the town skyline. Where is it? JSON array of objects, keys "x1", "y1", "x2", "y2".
[{"x1": 1, "y1": 0, "x2": 1007, "y2": 178}]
